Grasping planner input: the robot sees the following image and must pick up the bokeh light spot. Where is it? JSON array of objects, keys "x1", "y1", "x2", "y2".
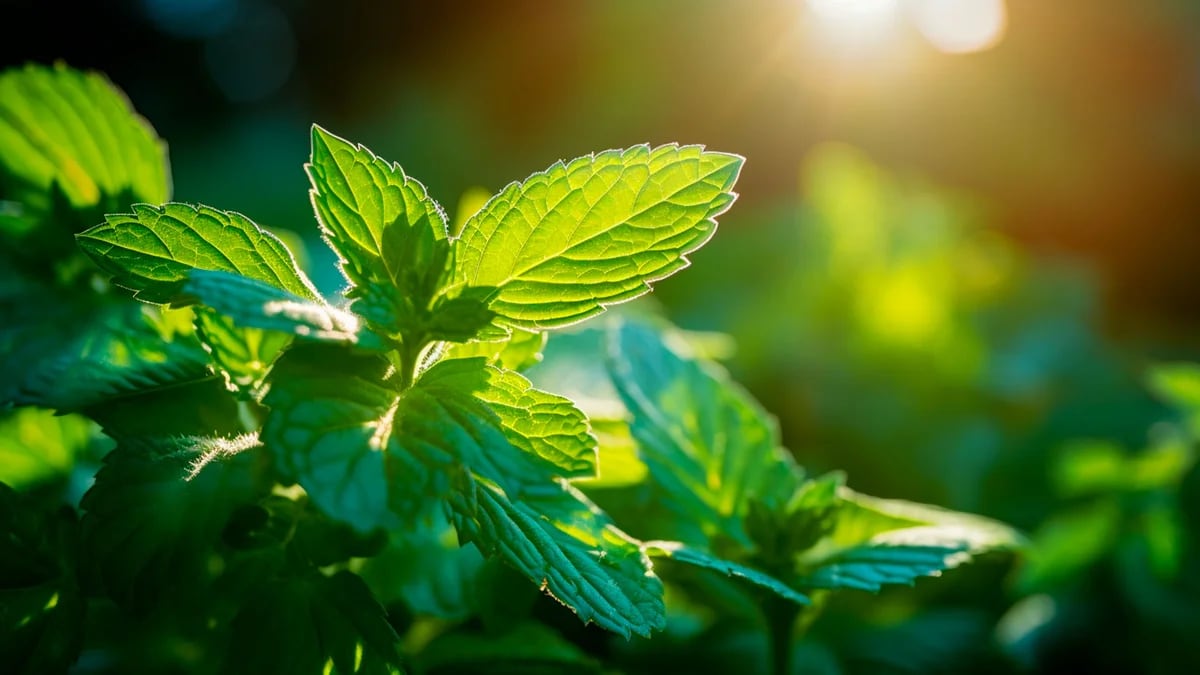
[{"x1": 911, "y1": 0, "x2": 1008, "y2": 54}]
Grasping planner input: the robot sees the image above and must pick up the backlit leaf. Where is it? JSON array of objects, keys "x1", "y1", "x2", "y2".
[
  {"x1": 77, "y1": 202, "x2": 318, "y2": 305},
  {"x1": 454, "y1": 144, "x2": 742, "y2": 328}
]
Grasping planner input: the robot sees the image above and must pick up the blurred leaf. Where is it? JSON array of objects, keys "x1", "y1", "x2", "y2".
[
  {"x1": 2, "y1": 298, "x2": 211, "y2": 412},
  {"x1": 799, "y1": 489, "x2": 1023, "y2": 592},
  {"x1": 0, "y1": 484, "x2": 84, "y2": 675},
  {"x1": 1147, "y1": 362, "x2": 1200, "y2": 436},
  {"x1": 359, "y1": 520, "x2": 484, "y2": 621},
  {"x1": 79, "y1": 433, "x2": 263, "y2": 612},
  {"x1": 443, "y1": 327, "x2": 546, "y2": 372},
  {"x1": 453, "y1": 145, "x2": 743, "y2": 329},
  {"x1": 1017, "y1": 499, "x2": 1120, "y2": 593},
  {"x1": 576, "y1": 416, "x2": 648, "y2": 489},
  {"x1": 223, "y1": 571, "x2": 402, "y2": 675},
  {"x1": 188, "y1": 270, "x2": 365, "y2": 345},
  {"x1": 77, "y1": 202, "x2": 319, "y2": 305},
  {"x1": 418, "y1": 622, "x2": 601, "y2": 675},
  {"x1": 0, "y1": 408, "x2": 93, "y2": 489},
  {"x1": 606, "y1": 320, "x2": 801, "y2": 547},
  {"x1": 0, "y1": 63, "x2": 168, "y2": 237}
]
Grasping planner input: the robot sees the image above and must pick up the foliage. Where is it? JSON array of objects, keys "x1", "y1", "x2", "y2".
[{"x1": 0, "y1": 63, "x2": 1021, "y2": 675}]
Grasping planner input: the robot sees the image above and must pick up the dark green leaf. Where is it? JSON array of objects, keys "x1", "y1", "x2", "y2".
[
  {"x1": 450, "y1": 477, "x2": 664, "y2": 638},
  {"x1": 1, "y1": 298, "x2": 211, "y2": 411},
  {"x1": 418, "y1": 622, "x2": 601, "y2": 675},
  {"x1": 642, "y1": 541, "x2": 810, "y2": 605},
  {"x1": 79, "y1": 434, "x2": 264, "y2": 611},
  {"x1": 77, "y1": 202, "x2": 318, "y2": 305},
  {"x1": 453, "y1": 144, "x2": 743, "y2": 328},
  {"x1": 0, "y1": 484, "x2": 84, "y2": 674},
  {"x1": 187, "y1": 270, "x2": 367, "y2": 346},
  {"x1": 223, "y1": 571, "x2": 402, "y2": 675}
]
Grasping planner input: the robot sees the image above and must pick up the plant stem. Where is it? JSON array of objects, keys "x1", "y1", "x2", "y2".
[{"x1": 763, "y1": 595, "x2": 800, "y2": 675}]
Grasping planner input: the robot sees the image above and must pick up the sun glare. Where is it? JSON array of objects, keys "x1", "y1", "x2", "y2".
[
  {"x1": 805, "y1": 0, "x2": 1008, "y2": 54},
  {"x1": 912, "y1": 0, "x2": 1007, "y2": 54},
  {"x1": 805, "y1": 0, "x2": 902, "y2": 47}
]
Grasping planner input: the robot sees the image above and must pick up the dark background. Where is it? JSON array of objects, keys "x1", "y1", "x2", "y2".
[{"x1": 4, "y1": 0, "x2": 1200, "y2": 339}]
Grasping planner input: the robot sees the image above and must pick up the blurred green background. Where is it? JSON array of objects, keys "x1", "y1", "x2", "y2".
[{"x1": 4, "y1": 0, "x2": 1200, "y2": 673}]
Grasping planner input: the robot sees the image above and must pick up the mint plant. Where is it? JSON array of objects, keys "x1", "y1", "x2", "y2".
[{"x1": 1, "y1": 63, "x2": 1020, "y2": 675}]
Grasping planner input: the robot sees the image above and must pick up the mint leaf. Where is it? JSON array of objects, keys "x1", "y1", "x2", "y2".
[
  {"x1": 607, "y1": 320, "x2": 801, "y2": 547},
  {"x1": 223, "y1": 571, "x2": 402, "y2": 675},
  {"x1": 450, "y1": 477, "x2": 665, "y2": 638},
  {"x1": 307, "y1": 126, "x2": 496, "y2": 343},
  {"x1": 79, "y1": 434, "x2": 263, "y2": 611},
  {"x1": 187, "y1": 270, "x2": 365, "y2": 345},
  {"x1": 468, "y1": 365, "x2": 597, "y2": 480},
  {"x1": 0, "y1": 63, "x2": 168, "y2": 236},
  {"x1": 444, "y1": 328, "x2": 546, "y2": 372},
  {"x1": 797, "y1": 489, "x2": 1023, "y2": 592},
  {"x1": 643, "y1": 541, "x2": 810, "y2": 605},
  {"x1": 453, "y1": 144, "x2": 743, "y2": 328},
  {"x1": 77, "y1": 202, "x2": 318, "y2": 305},
  {"x1": 261, "y1": 344, "x2": 398, "y2": 533},
  {"x1": 307, "y1": 125, "x2": 449, "y2": 290}
]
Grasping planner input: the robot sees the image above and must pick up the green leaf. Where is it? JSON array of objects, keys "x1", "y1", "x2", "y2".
[
  {"x1": 1148, "y1": 362, "x2": 1200, "y2": 437},
  {"x1": 262, "y1": 344, "x2": 398, "y2": 533},
  {"x1": 607, "y1": 320, "x2": 801, "y2": 548},
  {"x1": 187, "y1": 270, "x2": 367, "y2": 346},
  {"x1": 307, "y1": 126, "x2": 498, "y2": 343},
  {"x1": 76, "y1": 202, "x2": 318, "y2": 305},
  {"x1": 0, "y1": 63, "x2": 168, "y2": 232},
  {"x1": 2, "y1": 299, "x2": 211, "y2": 411},
  {"x1": 223, "y1": 570, "x2": 402, "y2": 675},
  {"x1": 797, "y1": 488, "x2": 1023, "y2": 592},
  {"x1": 450, "y1": 477, "x2": 665, "y2": 638},
  {"x1": 471, "y1": 364, "x2": 597, "y2": 480},
  {"x1": 453, "y1": 144, "x2": 743, "y2": 328},
  {"x1": 307, "y1": 125, "x2": 449, "y2": 290},
  {"x1": 417, "y1": 622, "x2": 601, "y2": 675},
  {"x1": 0, "y1": 408, "x2": 94, "y2": 489},
  {"x1": 642, "y1": 541, "x2": 810, "y2": 605},
  {"x1": 0, "y1": 484, "x2": 84, "y2": 675},
  {"x1": 443, "y1": 328, "x2": 546, "y2": 372},
  {"x1": 359, "y1": 522, "x2": 485, "y2": 621},
  {"x1": 79, "y1": 434, "x2": 264, "y2": 611}
]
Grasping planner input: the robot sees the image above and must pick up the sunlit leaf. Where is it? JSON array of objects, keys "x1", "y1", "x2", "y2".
[
  {"x1": 77, "y1": 202, "x2": 319, "y2": 305},
  {"x1": 0, "y1": 63, "x2": 168, "y2": 237},
  {"x1": 453, "y1": 144, "x2": 743, "y2": 328},
  {"x1": 443, "y1": 327, "x2": 547, "y2": 372}
]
